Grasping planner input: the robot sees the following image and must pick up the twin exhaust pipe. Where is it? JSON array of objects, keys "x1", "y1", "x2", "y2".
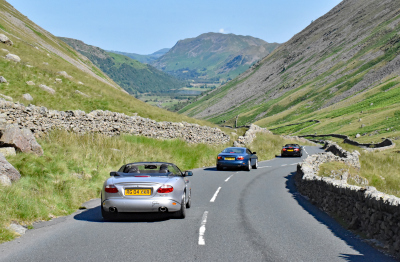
[{"x1": 109, "y1": 206, "x2": 168, "y2": 212}]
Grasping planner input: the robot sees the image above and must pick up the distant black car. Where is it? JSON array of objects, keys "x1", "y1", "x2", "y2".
[{"x1": 281, "y1": 144, "x2": 302, "y2": 157}]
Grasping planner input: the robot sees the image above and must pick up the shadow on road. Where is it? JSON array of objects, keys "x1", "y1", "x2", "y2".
[
  {"x1": 285, "y1": 172, "x2": 395, "y2": 262},
  {"x1": 284, "y1": 172, "x2": 395, "y2": 262},
  {"x1": 74, "y1": 206, "x2": 172, "y2": 223}
]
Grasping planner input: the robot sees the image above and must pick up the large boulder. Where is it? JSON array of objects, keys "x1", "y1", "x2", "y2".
[
  {"x1": 0, "y1": 124, "x2": 44, "y2": 156},
  {"x1": 0, "y1": 34, "x2": 13, "y2": 46},
  {"x1": 0, "y1": 153, "x2": 21, "y2": 183},
  {"x1": 5, "y1": 54, "x2": 20, "y2": 62}
]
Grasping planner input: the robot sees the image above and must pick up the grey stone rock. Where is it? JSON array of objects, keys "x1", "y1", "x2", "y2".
[
  {"x1": 0, "y1": 147, "x2": 16, "y2": 156},
  {"x1": 0, "y1": 76, "x2": 7, "y2": 83},
  {"x1": 38, "y1": 84, "x2": 55, "y2": 94},
  {"x1": 0, "y1": 174, "x2": 11, "y2": 186},
  {"x1": 0, "y1": 153, "x2": 21, "y2": 182},
  {"x1": 7, "y1": 223, "x2": 27, "y2": 235},
  {"x1": 5, "y1": 54, "x2": 20, "y2": 62},
  {"x1": 0, "y1": 34, "x2": 13, "y2": 46},
  {"x1": 0, "y1": 94, "x2": 12, "y2": 101},
  {"x1": 0, "y1": 124, "x2": 44, "y2": 156},
  {"x1": 26, "y1": 81, "x2": 35, "y2": 86},
  {"x1": 22, "y1": 93, "x2": 33, "y2": 101}
]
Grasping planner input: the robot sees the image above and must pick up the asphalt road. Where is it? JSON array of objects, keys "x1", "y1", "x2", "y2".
[{"x1": 0, "y1": 146, "x2": 396, "y2": 262}]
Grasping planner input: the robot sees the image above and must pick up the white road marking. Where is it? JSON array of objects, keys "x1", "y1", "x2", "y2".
[
  {"x1": 210, "y1": 187, "x2": 222, "y2": 202},
  {"x1": 198, "y1": 211, "x2": 208, "y2": 245},
  {"x1": 258, "y1": 166, "x2": 271, "y2": 169},
  {"x1": 290, "y1": 163, "x2": 299, "y2": 166},
  {"x1": 281, "y1": 164, "x2": 287, "y2": 166},
  {"x1": 225, "y1": 175, "x2": 234, "y2": 182}
]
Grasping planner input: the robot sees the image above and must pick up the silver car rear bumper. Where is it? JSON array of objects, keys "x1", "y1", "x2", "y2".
[{"x1": 102, "y1": 198, "x2": 181, "y2": 212}]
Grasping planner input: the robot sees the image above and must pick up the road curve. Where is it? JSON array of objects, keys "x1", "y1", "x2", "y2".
[{"x1": 0, "y1": 146, "x2": 396, "y2": 262}]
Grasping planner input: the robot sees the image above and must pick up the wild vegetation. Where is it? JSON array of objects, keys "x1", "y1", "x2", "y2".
[
  {"x1": 318, "y1": 140, "x2": 400, "y2": 198},
  {"x1": 0, "y1": 129, "x2": 305, "y2": 242}
]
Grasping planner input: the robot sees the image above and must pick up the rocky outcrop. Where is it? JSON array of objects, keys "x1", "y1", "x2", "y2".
[
  {"x1": 0, "y1": 124, "x2": 44, "y2": 156},
  {"x1": 0, "y1": 153, "x2": 21, "y2": 184},
  {"x1": 5, "y1": 54, "x2": 20, "y2": 62},
  {"x1": 0, "y1": 34, "x2": 13, "y2": 46},
  {"x1": 233, "y1": 124, "x2": 271, "y2": 147},
  {"x1": 0, "y1": 100, "x2": 230, "y2": 145},
  {"x1": 296, "y1": 141, "x2": 400, "y2": 258},
  {"x1": 38, "y1": 84, "x2": 55, "y2": 94}
]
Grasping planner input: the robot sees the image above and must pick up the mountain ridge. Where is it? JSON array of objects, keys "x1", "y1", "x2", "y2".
[
  {"x1": 179, "y1": 0, "x2": 400, "y2": 139},
  {"x1": 151, "y1": 32, "x2": 280, "y2": 83},
  {"x1": 59, "y1": 37, "x2": 184, "y2": 94}
]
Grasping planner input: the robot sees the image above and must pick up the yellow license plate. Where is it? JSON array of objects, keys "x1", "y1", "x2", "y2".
[
  {"x1": 125, "y1": 189, "x2": 151, "y2": 196},
  {"x1": 225, "y1": 157, "x2": 235, "y2": 160},
  {"x1": 287, "y1": 149, "x2": 294, "y2": 152}
]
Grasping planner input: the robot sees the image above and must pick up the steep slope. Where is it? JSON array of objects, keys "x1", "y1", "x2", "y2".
[
  {"x1": 0, "y1": 0, "x2": 208, "y2": 124},
  {"x1": 151, "y1": 32, "x2": 280, "y2": 83},
  {"x1": 108, "y1": 48, "x2": 170, "y2": 64},
  {"x1": 59, "y1": 38, "x2": 184, "y2": 94},
  {"x1": 180, "y1": 0, "x2": 400, "y2": 138}
]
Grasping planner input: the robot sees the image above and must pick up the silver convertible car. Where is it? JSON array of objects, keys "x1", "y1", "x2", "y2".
[{"x1": 101, "y1": 162, "x2": 193, "y2": 220}]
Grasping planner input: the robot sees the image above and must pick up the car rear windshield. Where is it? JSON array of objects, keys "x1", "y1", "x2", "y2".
[
  {"x1": 222, "y1": 148, "x2": 245, "y2": 153},
  {"x1": 119, "y1": 163, "x2": 181, "y2": 176}
]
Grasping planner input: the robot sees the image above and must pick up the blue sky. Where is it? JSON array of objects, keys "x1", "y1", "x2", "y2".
[{"x1": 7, "y1": 0, "x2": 342, "y2": 55}]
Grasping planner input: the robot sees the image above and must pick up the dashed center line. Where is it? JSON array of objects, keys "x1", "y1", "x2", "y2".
[
  {"x1": 258, "y1": 166, "x2": 271, "y2": 169},
  {"x1": 281, "y1": 164, "x2": 287, "y2": 166},
  {"x1": 210, "y1": 187, "x2": 221, "y2": 202},
  {"x1": 290, "y1": 163, "x2": 299, "y2": 166},
  {"x1": 198, "y1": 211, "x2": 208, "y2": 245},
  {"x1": 225, "y1": 175, "x2": 234, "y2": 182}
]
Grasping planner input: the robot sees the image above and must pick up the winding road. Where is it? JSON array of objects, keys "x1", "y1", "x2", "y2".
[{"x1": 0, "y1": 146, "x2": 396, "y2": 261}]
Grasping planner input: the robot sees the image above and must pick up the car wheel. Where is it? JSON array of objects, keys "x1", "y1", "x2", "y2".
[
  {"x1": 186, "y1": 190, "x2": 191, "y2": 208},
  {"x1": 174, "y1": 192, "x2": 186, "y2": 219},
  {"x1": 252, "y1": 159, "x2": 258, "y2": 169},
  {"x1": 216, "y1": 164, "x2": 222, "y2": 171},
  {"x1": 245, "y1": 160, "x2": 251, "y2": 171}
]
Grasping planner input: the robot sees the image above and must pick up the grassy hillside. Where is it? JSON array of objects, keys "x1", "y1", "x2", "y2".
[
  {"x1": 180, "y1": 0, "x2": 400, "y2": 143},
  {"x1": 59, "y1": 37, "x2": 185, "y2": 95},
  {"x1": 108, "y1": 48, "x2": 170, "y2": 64},
  {"x1": 0, "y1": 0, "x2": 214, "y2": 125},
  {"x1": 152, "y1": 32, "x2": 280, "y2": 84}
]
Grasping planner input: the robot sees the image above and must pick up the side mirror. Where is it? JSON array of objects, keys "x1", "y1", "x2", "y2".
[
  {"x1": 184, "y1": 171, "x2": 193, "y2": 176},
  {"x1": 252, "y1": 152, "x2": 256, "y2": 154},
  {"x1": 110, "y1": 171, "x2": 117, "y2": 176}
]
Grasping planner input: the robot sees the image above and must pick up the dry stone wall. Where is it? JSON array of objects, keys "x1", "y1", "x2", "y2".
[
  {"x1": 296, "y1": 141, "x2": 400, "y2": 258},
  {"x1": 300, "y1": 134, "x2": 395, "y2": 151},
  {"x1": 0, "y1": 99, "x2": 230, "y2": 144},
  {"x1": 233, "y1": 124, "x2": 271, "y2": 147}
]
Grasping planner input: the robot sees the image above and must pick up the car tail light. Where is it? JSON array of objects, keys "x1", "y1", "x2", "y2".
[
  {"x1": 294, "y1": 148, "x2": 299, "y2": 151},
  {"x1": 282, "y1": 148, "x2": 287, "y2": 151},
  {"x1": 105, "y1": 184, "x2": 118, "y2": 193},
  {"x1": 237, "y1": 156, "x2": 244, "y2": 160},
  {"x1": 217, "y1": 156, "x2": 222, "y2": 160},
  {"x1": 157, "y1": 185, "x2": 174, "y2": 193}
]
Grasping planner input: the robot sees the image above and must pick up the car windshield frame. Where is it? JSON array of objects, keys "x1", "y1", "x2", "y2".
[
  {"x1": 221, "y1": 148, "x2": 245, "y2": 154},
  {"x1": 117, "y1": 162, "x2": 182, "y2": 176}
]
